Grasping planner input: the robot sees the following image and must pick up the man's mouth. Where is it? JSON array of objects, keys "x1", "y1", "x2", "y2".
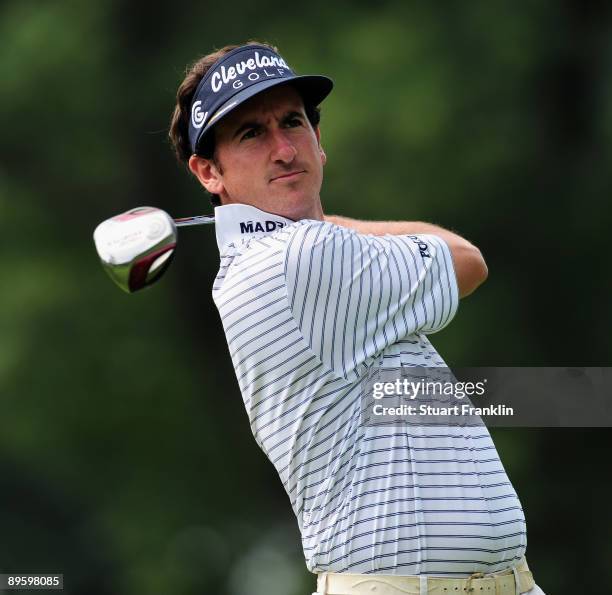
[{"x1": 270, "y1": 170, "x2": 306, "y2": 182}]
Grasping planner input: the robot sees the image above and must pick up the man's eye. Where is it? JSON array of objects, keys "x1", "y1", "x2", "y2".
[
  {"x1": 241, "y1": 128, "x2": 259, "y2": 141},
  {"x1": 286, "y1": 117, "x2": 303, "y2": 128}
]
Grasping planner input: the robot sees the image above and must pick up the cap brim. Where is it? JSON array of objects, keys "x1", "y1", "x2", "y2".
[{"x1": 196, "y1": 74, "x2": 333, "y2": 152}]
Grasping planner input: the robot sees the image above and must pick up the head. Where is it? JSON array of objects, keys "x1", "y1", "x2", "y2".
[{"x1": 168, "y1": 42, "x2": 333, "y2": 220}]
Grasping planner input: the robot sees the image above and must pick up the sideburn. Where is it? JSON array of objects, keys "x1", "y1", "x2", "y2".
[{"x1": 212, "y1": 153, "x2": 224, "y2": 175}]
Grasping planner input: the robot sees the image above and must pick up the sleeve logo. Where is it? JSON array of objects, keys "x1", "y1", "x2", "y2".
[{"x1": 407, "y1": 235, "x2": 431, "y2": 258}]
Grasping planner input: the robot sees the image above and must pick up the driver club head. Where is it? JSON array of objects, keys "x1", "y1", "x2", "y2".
[{"x1": 93, "y1": 207, "x2": 177, "y2": 293}]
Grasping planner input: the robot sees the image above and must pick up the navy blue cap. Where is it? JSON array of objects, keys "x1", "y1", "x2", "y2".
[{"x1": 188, "y1": 44, "x2": 333, "y2": 154}]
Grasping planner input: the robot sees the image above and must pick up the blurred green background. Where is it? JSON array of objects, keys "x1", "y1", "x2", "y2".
[{"x1": 1, "y1": 1, "x2": 611, "y2": 594}]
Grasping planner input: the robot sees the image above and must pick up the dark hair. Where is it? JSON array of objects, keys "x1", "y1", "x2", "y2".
[{"x1": 169, "y1": 41, "x2": 321, "y2": 207}]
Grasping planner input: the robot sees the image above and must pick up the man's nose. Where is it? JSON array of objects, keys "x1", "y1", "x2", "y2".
[{"x1": 270, "y1": 130, "x2": 297, "y2": 163}]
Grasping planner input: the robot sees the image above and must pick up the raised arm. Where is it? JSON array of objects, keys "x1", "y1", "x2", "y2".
[{"x1": 324, "y1": 215, "x2": 488, "y2": 299}]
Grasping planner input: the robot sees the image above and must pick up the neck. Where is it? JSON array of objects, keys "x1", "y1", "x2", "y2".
[
  {"x1": 301, "y1": 200, "x2": 324, "y2": 221},
  {"x1": 220, "y1": 197, "x2": 324, "y2": 222}
]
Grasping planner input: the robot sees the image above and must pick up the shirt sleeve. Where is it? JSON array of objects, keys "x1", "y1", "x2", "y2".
[{"x1": 283, "y1": 221, "x2": 459, "y2": 380}]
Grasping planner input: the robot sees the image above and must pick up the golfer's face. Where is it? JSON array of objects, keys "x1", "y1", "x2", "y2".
[{"x1": 210, "y1": 85, "x2": 326, "y2": 220}]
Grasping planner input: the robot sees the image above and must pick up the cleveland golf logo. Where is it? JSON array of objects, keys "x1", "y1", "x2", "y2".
[
  {"x1": 240, "y1": 220, "x2": 286, "y2": 234},
  {"x1": 211, "y1": 51, "x2": 290, "y2": 93},
  {"x1": 191, "y1": 101, "x2": 208, "y2": 129}
]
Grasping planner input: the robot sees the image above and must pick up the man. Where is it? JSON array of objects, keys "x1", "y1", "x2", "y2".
[{"x1": 169, "y1": 42, "x2": 545, "y2": 594}]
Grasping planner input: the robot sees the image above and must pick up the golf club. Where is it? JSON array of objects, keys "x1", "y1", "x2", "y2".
[{"x1": 93, "y1": 206, "x2": 214, "y2": 294}]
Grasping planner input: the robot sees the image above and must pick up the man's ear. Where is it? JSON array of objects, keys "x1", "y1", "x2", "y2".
[
  {"x1": 188, "y1": 155, "x2": 225, "y2": 195},
  {"x1": 314, "y1": 126, "x2": 327, "y2": 166}
]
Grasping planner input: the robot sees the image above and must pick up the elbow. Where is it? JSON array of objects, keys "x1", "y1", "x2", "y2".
[
  {"x1": 457, "y1": 246, "x2": 488, "y2": 298},
  {"x1": 473, "y1": 247, "x2": 488, "y2": 286}
]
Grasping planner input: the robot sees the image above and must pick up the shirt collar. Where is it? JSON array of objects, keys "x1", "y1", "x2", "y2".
[{"x1": 214, "y1": 204, "x2": 295, "y2": 252}]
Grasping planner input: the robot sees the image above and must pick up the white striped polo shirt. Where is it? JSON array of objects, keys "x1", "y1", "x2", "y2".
[{"x1": 212, "y1": 204, "x2": 527, "y2": 576}]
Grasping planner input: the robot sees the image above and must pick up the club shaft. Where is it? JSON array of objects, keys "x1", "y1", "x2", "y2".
[{"x1": 174, "y1": 215, "x2": 215, "y2": 227}]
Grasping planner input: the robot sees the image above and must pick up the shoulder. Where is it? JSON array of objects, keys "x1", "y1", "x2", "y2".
[
  {"x1": 284, "y1": 219, "x2": 378, "y2": 253},
  {"x1": 282, "y1": 219, "x2": 359, "y2": 269}
]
